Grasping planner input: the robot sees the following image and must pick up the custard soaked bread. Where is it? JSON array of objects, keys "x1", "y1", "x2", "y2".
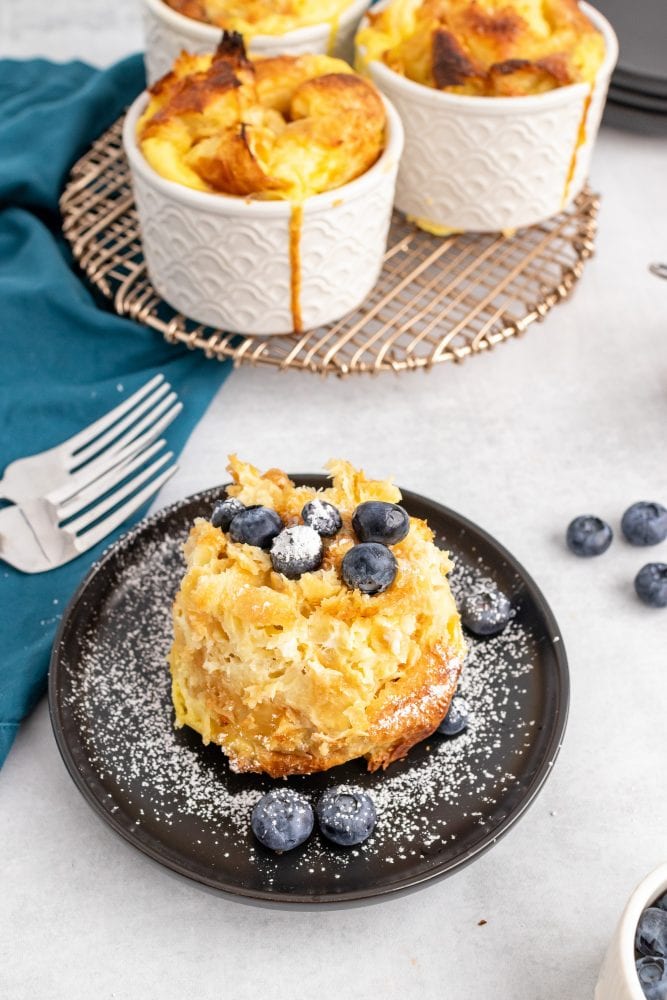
[
  {"x1": 357, "y1": 0, "x2": 605, "y2": 96},
  {"x1": 170, "y1": 458, "x2": 467, "y2": 777},
  {"x1": 137, "y1": 33, "x2": 386, "y2": 199}
]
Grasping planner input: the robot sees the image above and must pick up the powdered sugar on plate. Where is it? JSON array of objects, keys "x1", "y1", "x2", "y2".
[{"x1": 56, "y1": 489, "x2": 567, "y2": 900}]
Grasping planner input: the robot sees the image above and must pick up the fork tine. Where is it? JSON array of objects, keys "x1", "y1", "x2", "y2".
[
  {"x1": 73, "y1": 463, "x2": 178, "y2": 553},
  {"x1": 67, "y1": 451, "x2": 174, "y2": 534},
  {"x1": 57, "y1": 439, "x2": 166, "y2": 522},
  {"x1": 69, "y1": 381, "x2": 171, "y2": 467},
  {"x1": 50, "y1": 401, "x2": 182, "y2": 505},
  {"x1": 70, "y1": 394, "x2": 181, "y2": 471},
  {"x1": 63, "y1": 374, "x2": 164, "y2": 454}
]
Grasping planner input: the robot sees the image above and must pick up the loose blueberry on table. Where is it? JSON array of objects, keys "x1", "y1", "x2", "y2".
[
  {"x1": 270, "y1": 525, "x2": 323, "y2": 579},
  {"x1": 637, "y1": 902, "x2": 667, "y2": 999},
  {"x1": 316, "y1": 787, "x2": 377, "y2": 846},
  {"x1": 211, "y1": 496, "x2": 245, "y2": 531},
  {"x1": 229, "y1": 505, "x2": 283, "y2": 549},
  {"x1": 352, "y1": 500, "x2": 410, "y2": 546},
  {"x1": 622, "y1": 502, "x2": 667, "y2": 547},
  {"x1": 437, "y1": 695, "x2": 471, "y2": 736},
  {"x1": 251, "y1": 789, "x2": 314, "y2": 853},
  {"x1": 461, "y1": 587, "x2": 512, "y2": 637},
  {"x1": 341, "y1": 542, "x2": 398, "y2": 595},
  {"x1": 301, "y1": 499, "x2": 342, "y2": 537},
  {"x1": 634, "y1": 563, "x2": 667, "y2": 609},
  {"x1": 566, "y1": 514, "x2": 613, "y2": 557}
]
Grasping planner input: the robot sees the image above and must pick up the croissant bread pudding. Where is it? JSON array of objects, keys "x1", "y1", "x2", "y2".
[
  {"x1": 162, "y1": 0, "x2": 358, "y2": 37},
  {"x1": 356, "y1": 0, "x2": 605, "y2": 96},
  {"x1": 137, "y1": 32, "x2": 386, "y2": 200},
  {"x1": 169, "y1": 458, "x2": 467, "y2": 777}
]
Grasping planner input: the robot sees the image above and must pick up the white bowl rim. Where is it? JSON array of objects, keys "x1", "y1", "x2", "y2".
[
  {"x1": 357, "y1": 0, "x2": 618, "y2": 114},
  {"x1": 613, "y1": 862, "x2": 667, "y2": 1000},
  {"x1": 143, "y1": 0, "x2": 370, "y2": 46},
  {"x1": 122, "y1": 88, "x2": 404, "y2": 216}
]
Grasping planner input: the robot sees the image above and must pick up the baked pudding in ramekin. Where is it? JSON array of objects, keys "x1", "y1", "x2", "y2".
[
  {"x1": 122, "y1": 34, "x2": 403, "y2": 335},
  {"x1": 169, "y1": 457, "x2": 467, "y2": 777},
  {"x1": 356, "y1": 0, "x2": 618, "y2": 233},
  {"x1": 142, "y1": 0, "x2": 371, "y2": 84}
]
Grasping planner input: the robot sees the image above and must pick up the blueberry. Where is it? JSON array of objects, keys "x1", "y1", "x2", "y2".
[
  {"x1": 637, "y1": 908, "x2": 667, "y2": 958},
  {"x1": 316, "y1": 786, "x2": 377, "y2": 846},
  {"x1": 352, "y1": 501, "x2": 410, "y2": 546},
  {"x1": 270, "y1": 525, "x2": 323, "y2": 579},
  {"x1": 211, "y1": 496, "x2": 245, "y2": 530},
  {"x1": 656, "y1": 893, "x2": 667, "y2": 913},
  {"x1": 229, "y1": 506, "x2": 282, "y2": 549},
  {"x1": 637, "y1": 958, "x2": 667, "y2": 1000},
  {"x1": 437, "y1": 695, "x2": 471, "y2": 736},
  {"x1": 635, "y1": 563, "x2": 667, "y2": 608},
  {"x1": 622, "y1": 502, "x2": 667, "y2": 546},
  {"x1": 461, "y1": 587, "x2": 511, "y2": 636},
  {"x1": 566, "y1": 515, "x2": 613, "y2": 557},
  {"x1": 251, "y1": 789, "x2": 314, "y2": 853},
  {"x1": 341, "y1": 542, "x2": 397, "y2": 595},
  {"x1": 301, "y1": 499, "x2": 342, "y2": 537}
]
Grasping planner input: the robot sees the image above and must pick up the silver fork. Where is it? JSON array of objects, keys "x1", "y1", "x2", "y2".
[
  {"x1": 0, "y1": 440, "x2": 177, "y2": 573},
  {"x1": 0, "y1": 374, "x2": 182, "y2": 504}
]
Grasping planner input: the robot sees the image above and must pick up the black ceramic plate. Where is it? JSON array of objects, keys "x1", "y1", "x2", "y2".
[
  {"x1": 49, "y1": 478, "x2": 569, "y2": 905},
  {"x1": 594, "y1": 0, "x2": 667, "y2": 98},
  {"x1": 603, "y1": 98, "x2": 667, "y2": 136},
  {"x1": 608, "y1": 84, "x2": 667, "y2": 115}
]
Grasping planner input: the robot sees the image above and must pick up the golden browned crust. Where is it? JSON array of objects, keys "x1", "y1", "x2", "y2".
[
  {"x1": 432, "y1": 29, "x2": 484, "y2": 89},
  {"x1": 137, "y1": 39, "x2": 386, "y2": 199},
  {"x1": 356, "y1": 0, "x2": 606, "y2": 96},
  {"x1": 169, "y1": 458, "x2": 467, "y2": 777}
]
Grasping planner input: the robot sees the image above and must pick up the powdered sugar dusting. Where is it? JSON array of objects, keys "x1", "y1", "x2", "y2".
[{"x1": 59, "y1": 503, "x2": 564, "y2": 897}]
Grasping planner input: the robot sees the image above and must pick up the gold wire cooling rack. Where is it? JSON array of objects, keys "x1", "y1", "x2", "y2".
[{"x1": 60, "y1": 115, "x2": 599, "y2": 377}]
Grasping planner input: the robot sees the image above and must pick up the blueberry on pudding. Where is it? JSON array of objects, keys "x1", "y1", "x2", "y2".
[
  {"x1": 270, "y1": 525, "x2": 323, "y2": 579},
  {"x1": 211, "y1": 496, "x2": 245, "y2": 530},
  {"x1": 229, "y1": 505, "x2": 283, "y2": 549},
  {"x1": 301, "y1": 499, "x2": 342, "y2": 537}
]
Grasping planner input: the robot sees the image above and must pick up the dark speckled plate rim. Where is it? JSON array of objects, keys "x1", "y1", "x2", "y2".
[{"x1": 48, "y1": 476, "x2": 569, "y2": 906}]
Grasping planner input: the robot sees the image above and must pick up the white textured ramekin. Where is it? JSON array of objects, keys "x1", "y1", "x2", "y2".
[
  {"x1": 142, "y1": 0, "x2": 371, "y2": 84},
  {"x1": 122, "y1": 92, "x2": 404, "y2": 336},
  {"x1": 356, "y1": 1, "x2": 618, "y2": 233},
  {"x1": 595, "y1": 863, "x2": 667, "y2": 1000}
]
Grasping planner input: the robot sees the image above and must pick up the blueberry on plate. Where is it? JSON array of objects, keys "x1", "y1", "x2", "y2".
[
  {"x1": 251, "y1": 789, "x2": 314, "y2": 853},
  {"x1": 636, "y1": 907, "x2": 667, "y2": 958},
  {"x1": 211, "y1": 496, "x2": 245, "y2": 531},
  {"x1": 461, "y1": 587, "x2": 511, "y2": 637},
  {"x1": 301, "y1": 499, "x2": 342, "y2": 538},
  {"x1": 566, "y1": 515, "x2": 613, "y2": 557},
  {"x1": 656, "y1": 892, "x2": 667, "y2": 913},
  {"x1": 341, "y1": 542, "x2": 397, "y2": 595},
  {"x1": 316, "y1": 786, "x2": 376, "y2": 846},
  {"x1": 622, "y1": 502, "x2": 667, "y2": 546},
  {"x1": 352, "y1": 501, "x2": 410, "y2": 546},
  {"x1": 270, "y1": 525, "x2": 323, "y2": 579},
  {"x1": 635, "y1": 564, "x2": 667, "y2": 608},
  {"x1": 229, "y1": 506, "x2": 282, "y2": 550},
  {"x1": 637, "y1": 957, "x2": 667, "y2": 1000},
  {"x1": 437, "y1": 695, "x2": 471, "y2": 736}
]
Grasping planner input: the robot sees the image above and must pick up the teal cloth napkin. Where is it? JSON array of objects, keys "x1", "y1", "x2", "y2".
[{"x1": 0, "y1": 56, "x2": 232, "y2": 766}]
